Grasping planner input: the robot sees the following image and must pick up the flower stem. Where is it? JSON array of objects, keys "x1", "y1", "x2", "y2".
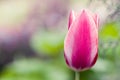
[{"x1": 75, "y1": 72, "x2": 80, "y2": 80}]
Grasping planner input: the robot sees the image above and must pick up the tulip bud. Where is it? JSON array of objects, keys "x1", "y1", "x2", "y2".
[{"x1": 64, "y1": 9, "x2": 99, "y2": 72}]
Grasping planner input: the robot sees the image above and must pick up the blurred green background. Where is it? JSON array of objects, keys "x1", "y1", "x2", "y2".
[{"x1": 0, "y1": 0, "x2": 120, "y2": 80}]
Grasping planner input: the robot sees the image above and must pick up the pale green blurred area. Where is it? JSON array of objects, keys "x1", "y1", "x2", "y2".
[{"x1": 0, "y1": 0, "x2": 120, "y2": 80}]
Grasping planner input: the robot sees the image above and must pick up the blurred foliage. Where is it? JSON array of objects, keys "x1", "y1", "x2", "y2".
[
  {"x1": 99, "y1": 22, "x2": 120, "y2": 41},
  {"x1": 0, "y1": 58, "x2": 71, "y2": 80},
  {"x1": 31, "y1": 30, "x2": 65, "y2": 57},
  {"x1": 100, "y1": 23, "x2": 119, "y2": 40}
]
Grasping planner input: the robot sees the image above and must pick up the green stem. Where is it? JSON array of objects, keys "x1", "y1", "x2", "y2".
[{"x1": 75, "y1": 72, "x2": 80, "y2": 80}]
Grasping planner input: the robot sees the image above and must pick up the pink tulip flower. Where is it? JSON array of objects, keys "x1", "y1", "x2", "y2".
[{"x1": 64, "y1": 9, "x2": 99, "y2": 72}]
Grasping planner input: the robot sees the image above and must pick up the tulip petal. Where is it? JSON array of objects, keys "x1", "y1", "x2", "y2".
[
  {"x1": 64, "y1": 9, "x2": 98, "y2": 71},
  {"x1": 64, "y1": 53, "x2": 70, "y2": 66},
  {"x1": 68, "y1": 10, "x2": 76, "y2": 29},
  {"x1": 93, "y1": 14, "x2": 99, "y2": 29},
  {"x1": 91, "y1": 53, "x2": 98, "y2": 66},
  {"x1": 86, "y1": 10, "x2": 99, "y2": 29}
]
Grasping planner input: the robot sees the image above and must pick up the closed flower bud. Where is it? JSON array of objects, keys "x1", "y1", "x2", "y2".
[{"x1": 64, "y1": 9, "x2": 99, "y2": 71}]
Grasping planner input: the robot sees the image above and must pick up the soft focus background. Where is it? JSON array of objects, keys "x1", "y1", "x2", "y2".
[{"x1": 0, "y1": 0, "x2": 120, "y2": 80}]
